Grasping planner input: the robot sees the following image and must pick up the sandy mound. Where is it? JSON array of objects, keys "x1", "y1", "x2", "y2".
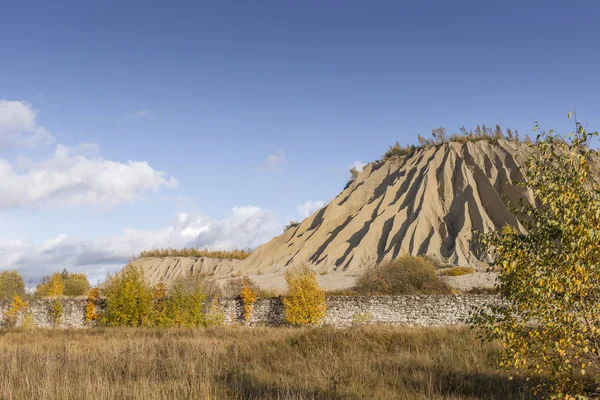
[
  {"x1": 134, "y1": 139, "x2": 588, "y2": 291},
  {"x1": 241, "y1": 140, "x2": 534, "y2": 278},
  {"x1": 131, "y1": 256, "x2": 242, "y2": 286}
]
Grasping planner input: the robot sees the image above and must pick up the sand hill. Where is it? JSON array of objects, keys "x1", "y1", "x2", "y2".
[
  {"x1": 241, "y1": 139, "x2": 533, "y2": 273},
  {"x1": 131, "y1": 256, "x2": 242, "y2": 285},
  {"x1": 134, "y1": 139, "x2": 545, "y2": 290}
]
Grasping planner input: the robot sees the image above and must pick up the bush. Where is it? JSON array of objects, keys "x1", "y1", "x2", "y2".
[
  {"x1": 284, "y1": 221, "x2": 300, "y2": 232},
  {"x1": 382, "y1": 142, "x2": 417, "y2": 160},
  {"x1": 85, "y1": 288, "x2": 100, "y2": 324},
  {"x1": 355, "y1": 256, "x2": 451, "y2": 295},
  {"x1": 160, "y1": 276, "x2": 207, "y2": 327},
  {"x1": 101, "y1": 264, "x2": 154, "y2": 327},
  {"x1": 471, "y1": 116, "x2": 600, "y2": 397},
  {"x1": 3, "y1": 295, "x2": 28, "y2": 327},
  {"x1": 62, "y1": 272, "x2": 91, "y2": 296},
  {"x1": 193, "y1": 274, "x2": 222, "y2": 303},
  {"x1": 439, "y1": 267, "x2": 476, "y2": 276},
  {"x1": 0, "y1": 271, "x2": 25, "y2": 301},
  {"x1": 50, "y1": 299, "x2": 64, "y2": 327},
  {"x1": 283, "y1": 266, "x2": 327, "y2": 326},
  {"x1": 224, "y1": 276, "x2": 259, "y2": 298},
  {"x1": 205, "y1": 297, "x2": 225, "y2": 327},
  {"x1": 138, "y1": 247, "x2": 252, "y2": 260},
  {"x1": 20, "y1": 310, "x2": 35, "y2": 330},
  {"x1": 240, "y1": 277, "x2": 257, "y2": 323},
  {"x1": 36, "y1": 270, "x2": 91, "y2": 297}
]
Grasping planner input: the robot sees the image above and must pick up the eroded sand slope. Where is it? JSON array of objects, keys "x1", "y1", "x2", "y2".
[
  {"x1": 136, "y1": 140, "x2": 551, "y2": 289},
  {"x1": 241, "y1": 140, "x2": 534, "y2": 276}
]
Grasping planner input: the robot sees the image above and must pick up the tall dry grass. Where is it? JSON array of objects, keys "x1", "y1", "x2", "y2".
[
  {"x1": 137, "y1": 247, "x2": 252, "y2": 260},
  {"x1": 0, "y1": 326, "x2": 535, "y2": 399}
]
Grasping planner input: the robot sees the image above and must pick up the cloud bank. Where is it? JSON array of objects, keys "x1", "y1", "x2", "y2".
[
  {"x1": 0, "y1": 98, "x2": 176, "y2": 209},
  {"x1": 0, "y1": 145, "x2": 177, "y2": 209},
  {"x1": 0, "y1": 99, "x2": 53, "y2": 148},
  {"x1": 0, "y1": 207, "x2": 281, "y2": 284}
]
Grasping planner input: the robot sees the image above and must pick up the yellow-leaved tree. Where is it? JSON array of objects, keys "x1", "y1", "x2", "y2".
[
  {"x1": 102, "y1": 264, "x2": 154, "y2": 327},
  {"x1": 3, "y1": 295, "x2": 29, "y2": 327},
  {"x1": 161, "y1": 276, "x2": 206, "y2": 327},
  {"x1": 240, "y1": 276, "x2": 257, "y2": 323},
  {"x1": 471, "y1": 114, "x2": 600, "y2": 398},
  {"x1": 35, "y1": 272, "x2": 64, "y2": 297},
  {"x1": 283, "y1": 265, "x2": 326, "y2": 326}
]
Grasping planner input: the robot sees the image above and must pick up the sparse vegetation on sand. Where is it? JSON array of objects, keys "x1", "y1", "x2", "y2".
[
  {"x1": 137, "y1": 247, "x2": 252, "y2": 260},
  {"x1": 439, "y1": 266, "x2": 476, "y2": 276},
  {"x1": 0, "y1": 326, "x2": 537, "y2": 399},
  {"x1": 381, "y1": 124, "x2": 530, "y2": 162},
  {"x1": 354, "y1": 255, "x2": 452, "y2": 295}
]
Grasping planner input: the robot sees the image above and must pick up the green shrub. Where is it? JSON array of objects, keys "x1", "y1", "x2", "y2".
[
  {"x1": 382, "y1": 142, "x2": 417, "y2": 160},
  {"x1": 101, "y1": 264, "x2": 154, "y2": 327},
  {"x1": 439, "y1": 267, "x2": 476, "y2": 276},
  {"x1": 50, "y1": 299, "x2": 64, "y2": 327},
  {"x1": 62, "y1": 271, "x2": 91, "y2": 296},
  {"x1": 0, "y1": 271, "x2": 25, "y2": 301},
  {"x1": 355, "y1": 256, "x2": 451, "y2": 295},
  {"x1": 21, "y1": 310, "x2": 36, "y2": 330},
  {"x1": 205, "y1": 297, "x2": 225, "y2": 327},
  {"x1": 352, "y1": 312, "x2": 373, "y2": 325},
  {"x1": 161, "y1": 276, "x2": 207, "y2": 327}
]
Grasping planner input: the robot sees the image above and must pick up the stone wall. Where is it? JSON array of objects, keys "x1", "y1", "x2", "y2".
[
  {"x1": 0, "y1": 295, "x2": 498, "y2": 328},
  {"x1": 0, "y1": 298, "x2": 89, "y2": 328}
]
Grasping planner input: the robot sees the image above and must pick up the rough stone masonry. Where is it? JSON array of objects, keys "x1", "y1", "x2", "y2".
[{"x1": 0, "y1": 295, "x2": 498, "y2": 328}]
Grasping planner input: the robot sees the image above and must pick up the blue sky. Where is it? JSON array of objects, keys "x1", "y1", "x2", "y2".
[{"x1": 1, "y1": 0, "x2": 599, "y2": 283}]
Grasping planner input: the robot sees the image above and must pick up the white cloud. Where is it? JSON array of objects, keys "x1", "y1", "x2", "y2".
[
  {"x1": 297, "y1": 200, "x2": 325, "y2": 219},
  {"x1": 0, "y1": 144, "x2": 177, "y2": 209},
  {"x1": 349, "y1": 160, "x2": 366, "y2": 173},
  {"x1": 132, "y1": 110, "x2": 156, "y2": 120},
  {"x1": 0, "y1": 100, "x2": 53, "y2": 148},
  {"x1": 0, "y1": 207, "x2": 281, "y2": 284},
  {"x1": 259, "y1": 149, "x2": 286, "y2": 173}
]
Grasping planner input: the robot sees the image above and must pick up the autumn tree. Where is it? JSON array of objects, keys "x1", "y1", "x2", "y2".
[
  {"x1": 283, "y1": 265, "x2": 326, "y2": 326},
  {"x1": 101, "y1": 264, "x2": 153, "y2": 327},
  {"x1": 62, "y1": 270, "x2": 91, "y2": 296},
  {"x1": 0, "y1": 270, "x2": 25, "y2": 301},
  {"x1": 160, "y1": 276, "x2": 207, "y2": 327},
  {"x1": 240, "y1": 276, "x2": 257, "y2": 323},
  {"x1": 35, "y1": 272, "x2": 64, "y2": 297},
  {"x1": 471, "y1": 114, "x2": 600, "y2": 397}
]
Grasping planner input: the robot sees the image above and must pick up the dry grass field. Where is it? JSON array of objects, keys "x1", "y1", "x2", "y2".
[{"x1": 0, "y1": 326, "x2": 535, "y2": 399}]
